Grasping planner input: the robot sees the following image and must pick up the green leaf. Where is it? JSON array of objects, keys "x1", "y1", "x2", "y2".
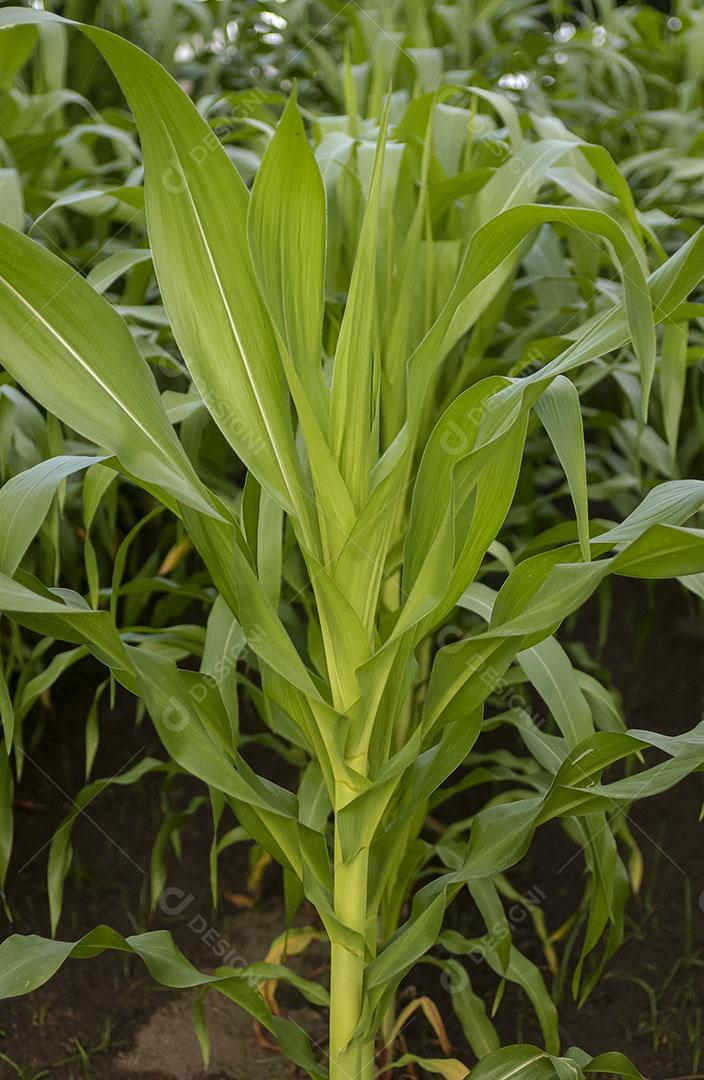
[
  {"x1": 534, "y1": 377, "x2": 590, "y2": 562},
  {"x1": 0, "y1": 456, "x2": 106, "y2": 576},
  {"x1": 249, "y1": 93, "x2": 329, "y2": 430},
  {"x1": 0, "y1": 744, "x2": 13, "y2": 896},
  {"x1": 82, "y1": 22, "x2": 313, "y2": 533},
  {"x1": 0, "y1": 168, "x2": 24, "y2": 230},
  {"x1": 330, "y1": 98, "x2": 390, "y2": 509},
  {"x1": 0, "y1": 926, "x2": 328, "y2": 1079},
  {"x1": 0, "y1": 225, "x2": 216, "y2": 517}
]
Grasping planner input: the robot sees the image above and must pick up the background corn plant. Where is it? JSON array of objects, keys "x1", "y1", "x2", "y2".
[{"x1": 0, "y1": 8, "x2": 703, "y2": 1080}]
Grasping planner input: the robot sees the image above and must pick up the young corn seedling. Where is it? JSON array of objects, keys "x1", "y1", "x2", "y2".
[{"x1": 0, "y1": 11, "x2": 704, "y2": 1080}]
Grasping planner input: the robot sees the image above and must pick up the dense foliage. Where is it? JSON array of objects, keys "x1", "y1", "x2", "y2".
[{"x1": 0, "y1": 3, "x2": 701, "y2": 1079}]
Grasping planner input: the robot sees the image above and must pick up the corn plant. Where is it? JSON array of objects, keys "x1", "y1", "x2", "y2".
[{"x1": 1, "y1": 10, "x2": 704, "y2": 1080}]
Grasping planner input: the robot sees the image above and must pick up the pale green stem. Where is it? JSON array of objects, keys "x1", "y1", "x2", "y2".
[{"x1": 329, "y1": 824, "x2": 375, "y2": 1080}]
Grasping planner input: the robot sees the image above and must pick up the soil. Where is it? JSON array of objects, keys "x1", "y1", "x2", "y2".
[{"x1": 0, "y1": 580, "x2": 702, "y2": 1080}]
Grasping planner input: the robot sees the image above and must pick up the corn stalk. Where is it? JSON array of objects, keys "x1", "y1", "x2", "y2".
[{"x1": 0, "y1": 10, "x2": 703, "y2": 1080}]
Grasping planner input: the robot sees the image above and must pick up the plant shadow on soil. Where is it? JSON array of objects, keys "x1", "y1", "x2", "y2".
[{"x1": 0, "y1": 580, "x2": 702, "y2": 1080}]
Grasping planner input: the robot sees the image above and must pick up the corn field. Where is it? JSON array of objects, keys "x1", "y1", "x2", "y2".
[{"x1": 0, "y1": 2, "x2": 702, "y2": 1079}]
